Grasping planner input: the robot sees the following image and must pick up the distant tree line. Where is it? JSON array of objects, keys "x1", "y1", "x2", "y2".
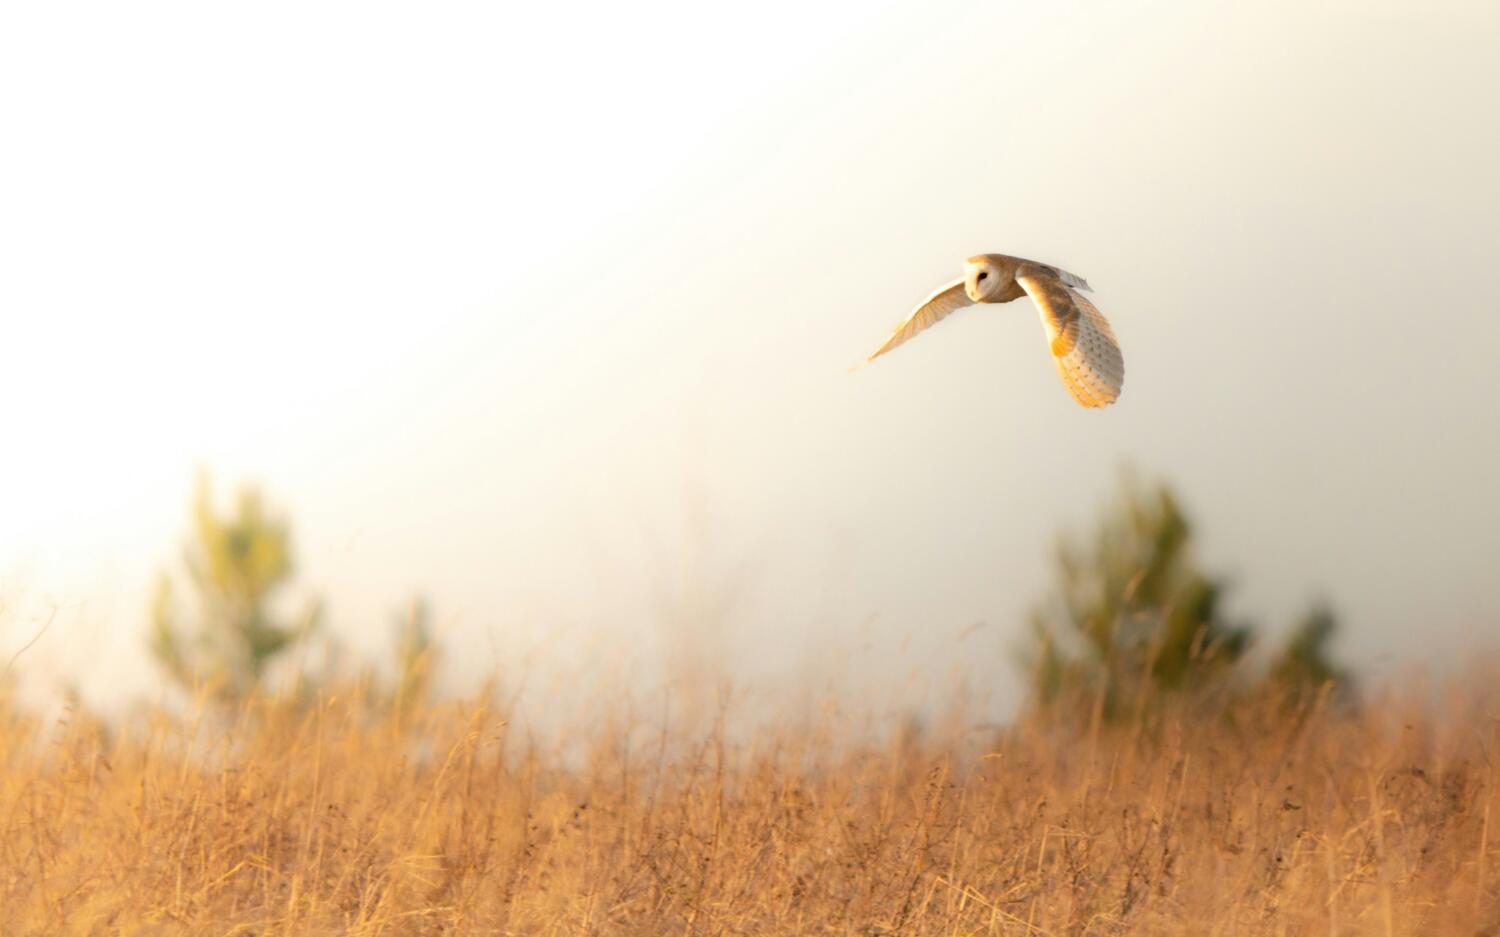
[{"x1": 146, "y1": 471, "x2": 1350, "y2": 725}]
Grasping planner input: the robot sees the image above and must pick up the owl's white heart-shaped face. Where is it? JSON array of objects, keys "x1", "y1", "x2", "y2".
[{"x1": 963, "y1": 256, "x2": 1009, "y2": 302}]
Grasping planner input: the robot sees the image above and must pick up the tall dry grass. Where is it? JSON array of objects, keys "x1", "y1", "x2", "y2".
[{"x1": 0, "y1": 675, "x2": 1496, "y2": 935}]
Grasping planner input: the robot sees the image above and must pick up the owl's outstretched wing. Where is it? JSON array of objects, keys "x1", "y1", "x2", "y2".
[
  {"x1": 1017, "y1": 271, "x2": 1124, "y2": 408},
  {"x1": 867, "y1": 278, "x2": 971, "y2": 362}
]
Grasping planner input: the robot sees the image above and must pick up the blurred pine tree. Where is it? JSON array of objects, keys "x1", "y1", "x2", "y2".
[
  {"x1": 151, "y1": 474, "x2": 321, "y2": 701},
  {"x1": 1024, "y1": 472, "x2": 1350, "y2": 719}
]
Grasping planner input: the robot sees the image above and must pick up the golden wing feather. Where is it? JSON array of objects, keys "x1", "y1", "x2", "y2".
[
  {"x1": 1017, "y1": 272, "x2": 1124, "y2": 408},
  {"x1": 867, "y1": 278, "x2": 971, "y2": 362}
]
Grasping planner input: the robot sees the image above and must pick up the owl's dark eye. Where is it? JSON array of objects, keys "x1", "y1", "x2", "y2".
[{"x1": 977, "y1": 271, "x2": 989, "y2": 281}]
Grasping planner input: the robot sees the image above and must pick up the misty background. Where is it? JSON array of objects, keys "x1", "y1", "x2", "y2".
[{"x1": 2, "y1": 0, "x2": 1497, "y2": 714}]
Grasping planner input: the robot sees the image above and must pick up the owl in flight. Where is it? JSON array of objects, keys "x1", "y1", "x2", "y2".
[{"x1": 867, "y1": 253, "x2": 1124, "y2": 408}]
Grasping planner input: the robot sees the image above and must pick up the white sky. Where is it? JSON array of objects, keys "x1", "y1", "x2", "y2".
[{"x1": 2, "y1": 0, "x2": 1498, "y2": 713}]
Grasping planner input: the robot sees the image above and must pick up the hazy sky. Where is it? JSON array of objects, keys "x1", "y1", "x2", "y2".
[{"x1": 3, "y1": 0, "x2": 1498, "y2": 713}]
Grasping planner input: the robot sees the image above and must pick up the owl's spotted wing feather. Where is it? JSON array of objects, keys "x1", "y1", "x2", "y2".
[
  {"x1": 867, "y1": 278, "x2": 971, "y2": 362},
  {"x1": 1012, "y1": 257, "x2": 1091, "y2": 293},
  {"x1": 1017, "y1": 271, "x2": 1124, "y2": 408},
  {"x1": 1048, "y1": 266, "x2": 1092, "y2": 292}
]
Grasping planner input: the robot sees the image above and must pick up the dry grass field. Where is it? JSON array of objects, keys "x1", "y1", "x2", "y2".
[{"x1": 1, "y1": 676, "x2": 1497, "y2": 936}]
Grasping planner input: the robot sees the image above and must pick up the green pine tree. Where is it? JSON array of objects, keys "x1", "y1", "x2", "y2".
[
  {"x1": 1024, "y1": 472, "x2": 1348, "y2": 719},
  {"x1": 151, "y1": 475, "x2": 320, "y2": 701}
]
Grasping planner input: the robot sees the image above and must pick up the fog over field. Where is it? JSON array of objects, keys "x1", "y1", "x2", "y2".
[{"x1": 2, "y1": 0, "x2": 1497, "y2": 714}]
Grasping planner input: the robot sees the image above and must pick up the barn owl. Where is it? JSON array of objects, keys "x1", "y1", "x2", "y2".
[{"x1": 867, "y1": 254, "x2": 1124, "y2": 408}]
